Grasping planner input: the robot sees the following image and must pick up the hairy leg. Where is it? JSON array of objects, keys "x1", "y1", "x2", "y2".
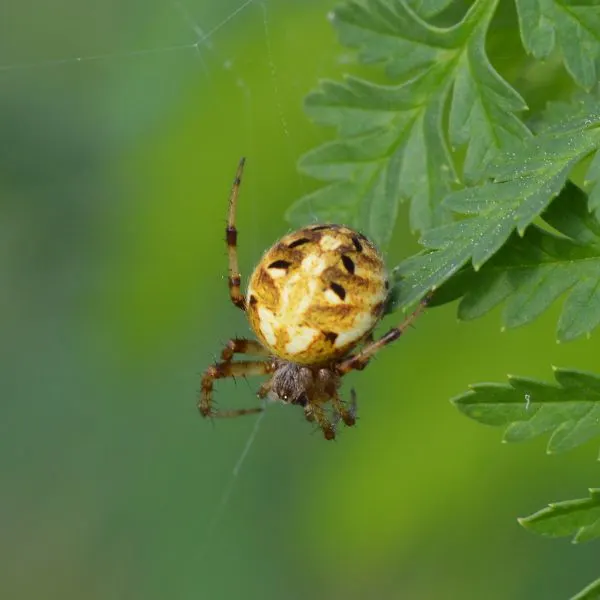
[
  {"x1": 220, "y1": 338, "x2": 270, "y2": 362},
  {"x1": 199, "y1": 359, "x2": 274, "y2": 418},
  {"x1": 331, "y1": 389, "x2": 357, "y2": 427},
  {"x1": 226, "y1": 158, "x2": 247, "y2": 311},
  {"x1": 304, "y1": 402, "x2": 335, "y2": 441},
  {"x1": 337, "y1": 295, "x2": 431, "y2": 375}
]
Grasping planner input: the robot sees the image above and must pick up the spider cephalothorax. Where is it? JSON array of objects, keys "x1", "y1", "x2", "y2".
[{"x1": 199, "y1": 158, "x2": 429, "y2": 440}]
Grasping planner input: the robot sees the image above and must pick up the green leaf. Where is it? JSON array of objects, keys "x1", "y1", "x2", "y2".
[
  {"x1": 391, "y1": 111, "x2": 600, "y2": 311},
  {"x1": 515, "y1": 0, "x2": 600, "y2": 89},
  {"x1": 539, "y1": 90, "x2": 600, "y2": 134},
  {"x1": 288, "y1": 0, "x2": 529, "y2": 247},
  {"x1": 585, "y1": 148, "x2": 600, "y2": 218},
  {"x1": 452, "y1": 368, "x2": 600, "y2": 454},
  {"x1": 405, "y1": 0, "x2": 455, "y2": 19},
  {"x1": 543, "y1": 91, "x2": 600, "y2": 217},
  {"x1": 429, "y1": 181, "x2": 600, "y2": 342},
  {"x1": 519, "y1": 489, "x2": 600, "y2": 543},
  {"x1": 571, "y1": 577, "x2": 600, "y2": 600}
]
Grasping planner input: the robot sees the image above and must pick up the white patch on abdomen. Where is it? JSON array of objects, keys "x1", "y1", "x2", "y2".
[
  {"x1": 324, "y1": 289, "x2": 344, "y2": 305},
  {"x1": 257, "y1": 306, "x2": 277, "y2": 346},
  {"x1": 335, "y1": 311, "x2": 374, "y2": 348},
  {"x1": 285, "y1": 326, "x2": 319, "y2": 354},
  {"x1": 319, "y1": 235, "x2": 342, "y2": 251},
  {"x1": 301, "y1": 254, "x2": 327, "y2": 277},
  {"x1": 279, "y1": 273, "x2": 316, "y2": 319},
  {"x1": 268, "y1": 267, "x2": 287, "y2": 279}
]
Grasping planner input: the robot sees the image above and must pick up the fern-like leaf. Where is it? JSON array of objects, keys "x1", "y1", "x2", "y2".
[
  {"x1": 405, "y1": 0, "x2": 454, "y2": 18},
  {"x1": 429, "y1": 181, "x2": 600, "y2": 342},
  {"x1": 287, "y1": 0, "x2": 529, "y2": 246},
  {"x1": 571, "y1": 577, "x2": 600, "y2": 600},
  {"x1": 519, "y1": 489, "x2": 600, "y2": 543},
  {"x1": 452, "y1": 368, "x2": 600, "y2": 455},
  {"x1": 515, "y1": 0, "x2": 600, "y2": 90},
  {"x1": 391, "y1": 110, "x2": 600, "y2": 310},
  {"x1": 541, "y1": 91, "x2": 600, "y2": 219}
]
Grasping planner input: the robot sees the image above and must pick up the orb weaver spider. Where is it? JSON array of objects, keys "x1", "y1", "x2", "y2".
[{"x1": 199, "y1": 158, "x2": 430, "y2": 440}]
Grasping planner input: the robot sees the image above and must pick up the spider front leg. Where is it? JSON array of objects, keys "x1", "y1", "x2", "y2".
[
  {"x1": 199, "y1": 359, "x2": 274, "y2": 418},
  {"x1": 337, "y1": 295, "x2": 431, "y2": 375},
  {"x1": 225, "y1": 158, "x2": 247, "y2": 311},
  {"x1": 331, "y1": 389, "x2": 358, "y2": 427},
  {"x1": 304, "y1": 403, "x2": 336, "y2": 441}
]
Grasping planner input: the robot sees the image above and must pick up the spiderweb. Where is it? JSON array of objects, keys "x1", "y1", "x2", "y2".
[
  {"x1": 1, "y1": 1, "x2": 330, "y2": 598},
  {"x1": 1, "y1": 0, "x2": 253, "y2": 73}
]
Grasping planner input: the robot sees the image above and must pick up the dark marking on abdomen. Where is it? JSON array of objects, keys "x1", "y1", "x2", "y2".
[
  {"x1": 330, "y1": 282, "x2": 346, "y2": 301},
  {"x1": 323, "y1": 331, "x2": 338, "y2": 344}
]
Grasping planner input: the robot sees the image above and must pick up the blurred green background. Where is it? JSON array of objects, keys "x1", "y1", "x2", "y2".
[{"x1": 2, "y1": 1, "x2": 600, "y2": 599}]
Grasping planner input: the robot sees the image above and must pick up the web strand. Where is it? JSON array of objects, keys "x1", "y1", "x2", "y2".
[
  {"x1": 259, "y1": 0, "x2": 315, "y2": 220},
  {"x1": 0, "y1": 0, "x2": 256, "y2": 73},
  {"x1": 200, "y1": 409, "x2": 266, "y2": 552},
  {"x1": 4, "y1": 0, "x2": 281, "y2": 563},
  {"x1": 260, "y1": 1, "x2": 289, "y2": 138}
]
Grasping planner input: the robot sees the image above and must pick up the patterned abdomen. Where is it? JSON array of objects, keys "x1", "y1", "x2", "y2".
[{"x1": 246, "y1": 224, "x2": 388, "y2": 364}]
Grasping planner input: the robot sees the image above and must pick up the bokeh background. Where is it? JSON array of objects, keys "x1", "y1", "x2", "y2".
[{"x1": 2, "y1": 1, "x2": 600, "y2": 599}]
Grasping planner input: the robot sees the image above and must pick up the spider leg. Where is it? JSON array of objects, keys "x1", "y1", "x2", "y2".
[
  {"x1": 220, "y1": 338, "x2": 270, "y2": 362},
  {"x1": 303, "y1": 405, "x2": 315, "y2": 423},
  {"x1": 331, "y1": 389, "x2": 358, "y2": 427},
  {"x1": 304, "y1": 402, "x2": 335, "y2": 441},
  {"x1": 256, "y1": 379, "x2": 273, "y2": 399},
  {"x1": 226, "y1": 157, "x2": 247, "y2": 312},
  {"x1": 199, "y1": 359, "x2": 274, "y2": 418},
  {"x1": 362, "y1": 332, "x2": 374, "y2": 346},
  {"x1": 337, "y1": 294, "x2": 431, "y2": 375}
]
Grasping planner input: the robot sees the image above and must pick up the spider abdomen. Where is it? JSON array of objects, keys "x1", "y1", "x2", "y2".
[{"x1": 246, "y1": 224, "x2": 388, "y2": 364}]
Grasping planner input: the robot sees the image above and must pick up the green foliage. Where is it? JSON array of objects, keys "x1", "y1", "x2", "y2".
[
  {"x1": 295, "y1": 1, "x2": 600, "y2": 597},
  {"x1": 571, "y1": 577, "x2": 600, "y2": 600},
  {"x1": 405, "y1": 0, "x2": 454, "y2": 18},
  {"x1": 429, "y1": 182, "x2": 600, "y2": 342},
  {"x1": 520, "y1": 489, "x2": 600, "y2": 543},
  {"x1": 515, "y1": 0, "x2": 600, "y2": 89},
  {"x1": 392, "y1": 119, "x2": 600, "y2": 311},
  {"x1": 287, "y1": 0, "x2": 529, "y2": 246},
  {"x1": 452, "y1": 368, "x2": 600, "y2": 454}
]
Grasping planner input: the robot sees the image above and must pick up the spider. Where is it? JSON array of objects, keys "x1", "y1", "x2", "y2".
[{"x1": 199, "y1": 158, "x2": 430, "y2": 440}]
